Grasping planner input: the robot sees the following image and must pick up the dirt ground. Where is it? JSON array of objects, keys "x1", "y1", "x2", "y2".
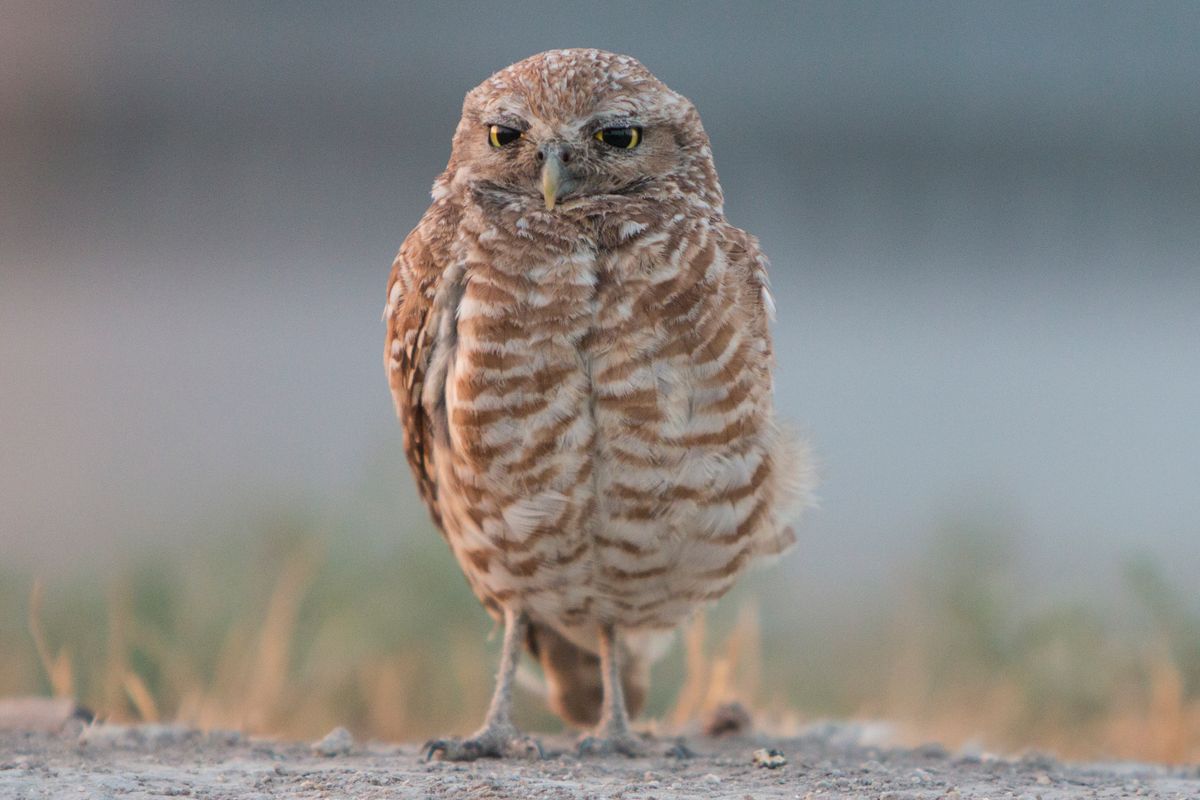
[{"x1": 2, "y1": 721, "x2": 1199, "y2": 799}]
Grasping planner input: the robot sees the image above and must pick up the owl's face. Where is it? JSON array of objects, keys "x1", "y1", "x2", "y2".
[{"x1": 443, "y1": 50, "x2": 719, "y2": 214}]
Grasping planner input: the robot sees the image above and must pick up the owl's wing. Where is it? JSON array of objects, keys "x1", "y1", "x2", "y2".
[
  {"x1": 385, "y1": 220, "x2": 455, "y2": 534},
  {"x1": 716, "y1": 222, "x2": 802, "y2": 557},
  {"x1": 717, "y1": 223, "x2": 776, "y2": 362}
]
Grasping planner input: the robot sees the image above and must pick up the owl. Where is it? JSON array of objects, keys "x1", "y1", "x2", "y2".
[{"x1": 385, "y1": 49, "x2": 810, "y2": 760}]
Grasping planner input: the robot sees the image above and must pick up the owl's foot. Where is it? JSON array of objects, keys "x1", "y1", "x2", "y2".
[
  {"x1": 576, "y1": 730, "x2": 647, "y2": 758},
  {"x1": 423, "y1": 726, "x2": 543, "y2": 762}
]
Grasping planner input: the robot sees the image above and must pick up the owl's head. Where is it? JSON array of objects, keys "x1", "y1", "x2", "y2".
[{"x1": 442, "y1": 49, "x2": 721, "y2": 214}]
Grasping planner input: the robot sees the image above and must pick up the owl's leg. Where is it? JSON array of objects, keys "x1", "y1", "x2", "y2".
[
  {"x1": 577, "y1": 623, "x2": 646, "y2": 757},
  {"x1": 423, "y1": 607, "x2": 543, "y2": 761}
]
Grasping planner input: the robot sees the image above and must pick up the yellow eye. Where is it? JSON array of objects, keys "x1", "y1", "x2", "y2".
[
  {"x1": 489, "y1": 124, "x2": 521, "y2": 148},
  {"x1": 594, "y1": 126, "x2": 642, "y2": 149}
]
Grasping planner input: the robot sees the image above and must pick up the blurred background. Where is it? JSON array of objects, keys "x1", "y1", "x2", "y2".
[{"x1": 2, "y1": 1, "x2": 1198, "y2": 761}]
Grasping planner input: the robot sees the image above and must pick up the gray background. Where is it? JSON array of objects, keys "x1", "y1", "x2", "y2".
[{"x1": 2, "y1": 1, "x2": 1198, "y2": 605}]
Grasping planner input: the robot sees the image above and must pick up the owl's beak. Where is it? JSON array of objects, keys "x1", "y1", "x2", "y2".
[
  {"x1": 541, "y1": 154, "x2": 564, "y2": 211},
  {"x1": 538, "y1": 142, "x2": 576, "y2": 211}
]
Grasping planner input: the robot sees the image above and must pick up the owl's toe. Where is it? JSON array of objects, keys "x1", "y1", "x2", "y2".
[
  {"x1": 423, "y1": 729, "x2": 544, "y2": 762},
  {"x1": 423, "y1": 737, "x2": 480, "y2": 762}
]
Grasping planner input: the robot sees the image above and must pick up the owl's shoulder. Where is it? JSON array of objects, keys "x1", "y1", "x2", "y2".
[{"x1": 397, "y1": 196, "x2": 464, "y2": 278}]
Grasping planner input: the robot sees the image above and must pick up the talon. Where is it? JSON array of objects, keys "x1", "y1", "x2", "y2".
[
  {"x1": 514, "y1": 736, "x2": 546, "y2": 760},
  {"x1": 423, "y1": 738, "x2": 448, "y2": 762}
]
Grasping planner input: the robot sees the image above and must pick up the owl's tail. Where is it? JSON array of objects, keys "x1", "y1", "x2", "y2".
[{"x1": 524, "y1": 622, "x2": 649, "y2": 729}]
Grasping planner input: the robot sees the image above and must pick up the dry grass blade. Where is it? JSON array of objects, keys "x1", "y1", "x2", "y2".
[
  {"x1": 27, "y1": 578, "x2": 73, "y2": 699},
  {"x1": 123, "y1": 672, "x2": 160, "y2": 723},
  {"x1": 242, "y1": 547, "x2": 321, "y2": 732},
  {"x1": 669, "y1": 612, "x2": 708, "y2": 728}
]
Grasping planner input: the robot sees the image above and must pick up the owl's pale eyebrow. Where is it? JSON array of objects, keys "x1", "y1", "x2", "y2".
[
  {"x1": 588, "y1": 115, "x2": 640, "y2": 131},
  {"x1": 483, "y1": 114, "x2": 528, "y2": 131}
]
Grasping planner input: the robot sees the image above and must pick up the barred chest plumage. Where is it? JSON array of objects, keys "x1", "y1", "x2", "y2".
[{"x1": 423, "y1": 202, "x2": 798, "y2": 640}]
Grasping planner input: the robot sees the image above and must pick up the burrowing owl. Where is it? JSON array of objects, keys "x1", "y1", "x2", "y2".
[{"x1": 385, "y1": 49, "x2": 810, "y2": 760}]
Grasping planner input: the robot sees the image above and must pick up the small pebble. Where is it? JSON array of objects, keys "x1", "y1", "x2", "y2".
[
  {"x1": 310, "y1": 726, "x2": 353, "y2": 757},
  {"x1": 702, "y1": 701, "x2": 753, "y2": 737},
  {"x1": 752, "y1": 748, "x2": 788, "y2": 769}
]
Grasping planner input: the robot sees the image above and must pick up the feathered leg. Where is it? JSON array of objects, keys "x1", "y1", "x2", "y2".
[
  {"x1": 577, "y1": 623, "x2": 646, "y2": 757},
  {"x1": 424, "y1": 607, "x2": 543, "y2": 761}
]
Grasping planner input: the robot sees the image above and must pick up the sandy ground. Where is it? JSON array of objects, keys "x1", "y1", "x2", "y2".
[{"x1": 2, "y1": 721, "x2": 1199, "y2": 799}]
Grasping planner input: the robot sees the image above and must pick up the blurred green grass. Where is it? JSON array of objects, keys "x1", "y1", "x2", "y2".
[{"x1": 3, "y1": 502, "x2": 1198, "y2": 763}]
